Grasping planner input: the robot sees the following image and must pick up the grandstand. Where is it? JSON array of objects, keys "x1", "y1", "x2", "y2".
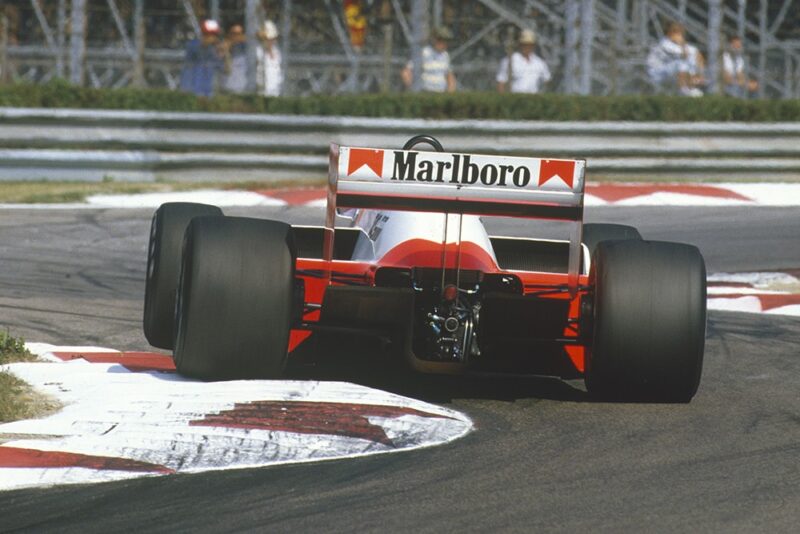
[{"x1": 1, "y1": 0, "x2": 799, "y2": 98}]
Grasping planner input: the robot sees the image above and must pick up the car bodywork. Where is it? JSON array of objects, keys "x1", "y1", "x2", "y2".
[{"x1": 289, "y1": 141, "x2": 589, "y2": 377}]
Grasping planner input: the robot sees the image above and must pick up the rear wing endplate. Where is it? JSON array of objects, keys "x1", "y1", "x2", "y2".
[{"x1": 325, "y1": 144, "x2": 587, "y2": 293}]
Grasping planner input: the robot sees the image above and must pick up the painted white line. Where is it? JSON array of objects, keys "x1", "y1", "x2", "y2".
[
  {"x1": 707, "y1": 296, "x2": 765, "y2": 314},
  {"x1": 707, "y1": 271, "x2": 800, "y2": 288},
  {"x1": 707, "y1": 287, "x2": 790, "y2": 296},
  {"x1": 0, "y1": 346, "x2": 473, "y2": 491},
  {"x1": 765, "y1": 304, "x2": 800, "y2": 316},
  {"x1": 23, "y1": 343, "x2": 120, "y2": 362},
  {"x1": 706, "y1": 271, "x2": 800, "y2": 317},
  {"x1": 724, "y1": 183, "x2": 800, "y2": 206},
  {"x1": 85, "y1": 190, "x2": 287, "y2": 208},
  {"x1": 0, "y1": 203, "x2": 106, "y2": 210},
  {"x1": 304, "y1": 198, "x2": 328, "y2": 208}
]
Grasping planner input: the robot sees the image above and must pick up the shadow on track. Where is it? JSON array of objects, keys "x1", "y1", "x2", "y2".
[{"x1": 285, "y1": 337, "x2": 589, "y2": 405}]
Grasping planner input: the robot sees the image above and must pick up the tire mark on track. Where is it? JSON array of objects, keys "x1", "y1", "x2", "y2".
[{"x1": 0, "y1": 303, "x2": 137, "y2": 323}]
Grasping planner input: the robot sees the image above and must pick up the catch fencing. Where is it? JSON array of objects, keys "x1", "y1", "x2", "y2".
[{"x1": 2, "y1": 1, "x2": 800, "y2": 98}]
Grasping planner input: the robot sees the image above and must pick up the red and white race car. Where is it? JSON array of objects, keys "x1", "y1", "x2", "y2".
[{"x1": 143, "y1": 136, "x2": 706, "y2": 402}]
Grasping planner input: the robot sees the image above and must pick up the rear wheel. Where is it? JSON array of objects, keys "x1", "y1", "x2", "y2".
[
  {"x1": 143, "y1": 202, "x2": 223, "y2": 349},
  {"x1": 174, "y1": 216, "x2": 296, "y2": 380},
  {"x1": 586, "y1": 240, "x2": 706, "y2": 402},
  {"x1": 582, "y1": 223, "x2": 642, "y2": 257}
]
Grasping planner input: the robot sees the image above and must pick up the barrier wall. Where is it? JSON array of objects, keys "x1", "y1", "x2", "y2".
[{"x1": 1, "y1": 108, "x2": 798, "y2": 182}]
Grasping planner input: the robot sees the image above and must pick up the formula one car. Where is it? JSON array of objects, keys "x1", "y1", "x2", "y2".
[{"x1": 143, "y1": 135, "x2": 706, "y2": 402}]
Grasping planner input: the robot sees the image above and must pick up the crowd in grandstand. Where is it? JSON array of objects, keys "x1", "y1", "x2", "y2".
[
  {"x1": 178, "y1": 15, "x2": 756, "y2": 100},
  {"x1": 0, "y1": 0, "x2": 771, "y2": 99},
  {"x1": 179, "y1": 18, "x2": 283, "y2": 97}
]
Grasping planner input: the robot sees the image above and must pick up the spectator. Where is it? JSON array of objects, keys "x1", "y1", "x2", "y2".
[
  {"x1": 222, "y1": 24, "x2": 247, "y2": 94},
  {"x1": 723, "y1": 35, "x2": 758, "y2": 97},
  {"x1": 686, "y1": 42, "x2": 707, "y2": 89},
  {"x1": 257, "y1": 20, "x2": 283, "y2": 97},
  {"x1": 179, "y1": 19, "x2": 224, "y2": 97},
  {"x1": 401, "y1": 26, "x2": 456, "y2": 93},
  {"x1": 646, "y1": 21, "x2": 703, "y2": 97},
  {"x1": 496, "y1": 29, "x2": 550, "y2": 94}
]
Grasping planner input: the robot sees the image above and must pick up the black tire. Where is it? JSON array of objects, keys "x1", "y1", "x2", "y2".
[
  {"x1": 585, "y1": 240, "x2": 706, "y2": 402},
  {"x1": 143, "y1": 202, "x2": 223, "y2": 349},
  {"x1": 582, "y1": 223, "x2": 642, "y2": 257},
  {"x1": 174, "y1": 216, "x2": 296, "y2": 380}
]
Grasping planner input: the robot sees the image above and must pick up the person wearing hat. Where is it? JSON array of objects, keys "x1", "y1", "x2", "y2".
[
  {"x1": 496, "y1": 28, "x2": 551, "y2": 94},
  {"x1": 256, "y1": 20, "x2": 283, "y2": 96},
  {"x1": 179, "y1": 19, "x2": 224, "y2": 97},
  {"x1": 402, "y1": 26, "x2": 457, "y2": 93}
]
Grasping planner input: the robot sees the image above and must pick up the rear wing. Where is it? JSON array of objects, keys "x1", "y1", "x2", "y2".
[{"x1": 325, "y1": 143, "x2": 587, "y2": 292}]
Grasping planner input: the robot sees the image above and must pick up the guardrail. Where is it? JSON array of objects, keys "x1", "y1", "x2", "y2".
[{"x1": 1, "y1": 107, "x2": 799, "y2": 182}]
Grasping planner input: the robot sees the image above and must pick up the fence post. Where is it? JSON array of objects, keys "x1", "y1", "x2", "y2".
[
  {"x1": 56, "y1": 0, "x2": 67, "y2": 78},
  {"x1": 579, "y1": 0, "x2": 594, "y2": 95},
  {"x1": 70, "y1": 0, "x2": 87, "y2": 86},
  {"x1": 133, "y1": 0, "x2": 145, "y2": 87},
  {"x1": 381, "y1": 15, "x2": 394, "y2": 92},
  {"x1": 432, "y1": 0, "x2": 442, "y2": 29},
  {"x1": 245, "y1": 0, "x2": 259, "y2": 94},
  {"x1": 707, "y1": 0, "x2": 722, "y2": 94},
  {"x1": 410, "y1": 0, "x2": 429, "y2": 92},
  {"x1": 757, "y1": 0, "x2": 767, "y2": 98},
  {"x1": 610, "y1": 0, "x2": 627, "y2": 95},
  {"x1": 281, "y1": 0, "x2": 291, "y2": 91},
  {"x1": 564, "y1": 0, "x2": 579, "y2": 93},
  {"x1": 0, "y1": 15, "x2": 7, "y2": 84}
]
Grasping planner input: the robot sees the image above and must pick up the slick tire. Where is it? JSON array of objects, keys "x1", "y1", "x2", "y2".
[
  {"x1": 582, "y1": 223, "x2": 642, "y2": 257},
  {"x1": 173, "y1": 216, "x2": 296, "y2": 380},
  {"x1": 585, "y1": 240, "x2": 706, "y2": 402},
  {"x1": 143, "y1": 202, "x2": 223, "y2": 349}
]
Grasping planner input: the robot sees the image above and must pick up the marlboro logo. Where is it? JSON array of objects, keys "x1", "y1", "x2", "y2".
[
  {"x1": 347, "y1": 148, "x2": 384, "y2": 177},
  {"x1": 388, "y1": 151, "x2": 576, "y2": 189},
  {"x1": 341, "y1": 147, "x2": 581, "y2": 191},
  {"x1": 538, "y1": 159, "x2": 576, "y2": 188},
  {"x1": 391, "y1": 151, "x2": 532, "y2": 186}
]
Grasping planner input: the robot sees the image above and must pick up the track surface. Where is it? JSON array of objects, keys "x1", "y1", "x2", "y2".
[{"x1": 1, "y1": 206, "x2": 799, "y2": 532}]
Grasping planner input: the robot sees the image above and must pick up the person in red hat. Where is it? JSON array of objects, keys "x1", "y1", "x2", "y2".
[{"x1": 180, "y1": 19, "x2": 224, "y2": 97}]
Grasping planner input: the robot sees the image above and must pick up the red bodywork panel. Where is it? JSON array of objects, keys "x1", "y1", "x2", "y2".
[{"x1": 290, "y1": 238, "x2": 588, "y2": 373}]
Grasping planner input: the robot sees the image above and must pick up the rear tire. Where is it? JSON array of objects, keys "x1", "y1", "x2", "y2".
[
  {"x1": 582, "y1": 223, "x2": 642, "y2": 257},
  {"x1": 174, "y1": 216, "x2": 296, "y2": 380},
  {"x1": 143, "y1": 202, "x2": 223, "y2": 349},
  {"x1": 586, "y1": 240, "x2": 706, "y2": 402}
]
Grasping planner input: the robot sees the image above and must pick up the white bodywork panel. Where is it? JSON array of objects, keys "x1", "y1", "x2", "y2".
[
  {"x1": 328, "y1": 144, "x2": 586, "y2": 291},
  {"x1": 350, "y1": 210, "x2": 497, "y2": 265}
]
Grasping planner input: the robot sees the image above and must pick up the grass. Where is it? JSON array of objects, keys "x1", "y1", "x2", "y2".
[
  {"x1": 0, "y1": 178, "x2": 325, "y2": 204},
  {"x1": 0, "y1": 330, "x2": 37, "y2": 365},
  {"x1": 0, "y1": 330, "x2": 61, "y2": 425}
]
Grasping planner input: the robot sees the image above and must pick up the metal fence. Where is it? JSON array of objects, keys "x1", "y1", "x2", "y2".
[{"x1": 1, "y1": 0, "x2": 799, "y2": 97}]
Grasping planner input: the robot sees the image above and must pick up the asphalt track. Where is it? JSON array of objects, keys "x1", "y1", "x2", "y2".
[{"x1": 1, "y1": 205, "x2": 799, "y2": 533}]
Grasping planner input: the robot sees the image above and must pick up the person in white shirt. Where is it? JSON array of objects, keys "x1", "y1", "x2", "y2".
[
  {"x1": 722, "y1": 35, "x2": 758, "y2": 98},
  {"x1": 257, "y1": 20, "x2": 283, "y2": 97},
  {"x1": 646, "y1": 21, "x2": 703, "y2": 97},
  {"x1": 496, "y1": 29, "x2": 551, "y2": 94}
]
